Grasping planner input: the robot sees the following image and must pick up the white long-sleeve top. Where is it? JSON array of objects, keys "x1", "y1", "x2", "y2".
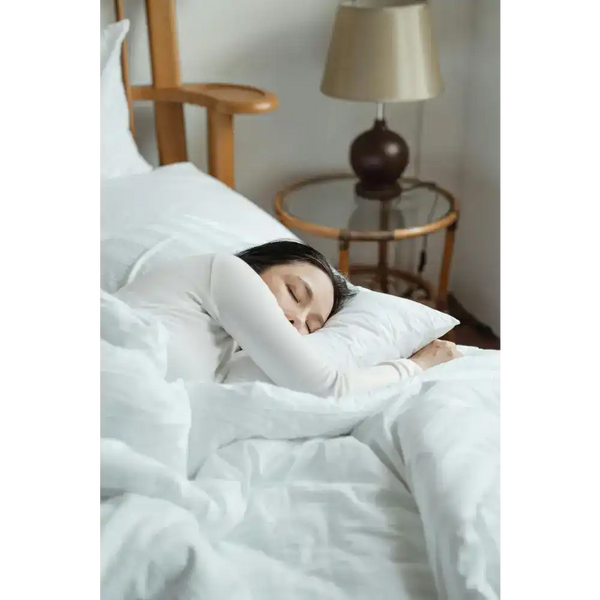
[{"x1": 114, "y1": 254, "x2": 421, "y2": 397}]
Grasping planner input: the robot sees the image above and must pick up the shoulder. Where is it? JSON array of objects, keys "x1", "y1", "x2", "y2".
[
  {"x1": 211, "y1": 253, "x2": 255, "y2": 275},
  {"x1": 207, "y1": 254, "x2": 275, "y2": 308}
]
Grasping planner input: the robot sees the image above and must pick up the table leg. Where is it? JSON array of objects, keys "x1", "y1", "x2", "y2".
[
  {"x1": 338, "y1": 238, "x2": 350, "y2": 277},
  {"x1": 378, "y1": 200, "x2": 390, "y2": 293},
  {"x1": 437, "y1": 223, "x2": 457, "y2": 312}
]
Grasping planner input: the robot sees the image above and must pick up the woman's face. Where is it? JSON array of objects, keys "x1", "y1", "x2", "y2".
[{"x1": 260, "y1": 262, "x2": 334, "y2": 335}]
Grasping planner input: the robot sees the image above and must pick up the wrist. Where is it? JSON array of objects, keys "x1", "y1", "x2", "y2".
[{"x1": 409, "y1": 357, "x2": 428, "y2": 371}]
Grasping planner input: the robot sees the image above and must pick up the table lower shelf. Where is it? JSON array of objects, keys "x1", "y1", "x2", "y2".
[{"x1": 347, "y1": 264, "x2": 440, "y2": 306}]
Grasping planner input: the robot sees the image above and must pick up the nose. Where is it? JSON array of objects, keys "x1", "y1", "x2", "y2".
[
  {"x1": 287, "y1": 305, "x2": 310, "y2": 335},
  {"x1": 288, "y1": 316, "x2": 309, "y2": 335}
]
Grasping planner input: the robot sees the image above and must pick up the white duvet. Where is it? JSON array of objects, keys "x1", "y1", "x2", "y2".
[{"x1": 101, "y1": 291, "x2": 499, "y2": 600}]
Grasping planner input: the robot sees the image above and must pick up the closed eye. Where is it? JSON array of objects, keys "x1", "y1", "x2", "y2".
[{"x1": 287, "y1": 284, "x2": 299, "y2": 303}]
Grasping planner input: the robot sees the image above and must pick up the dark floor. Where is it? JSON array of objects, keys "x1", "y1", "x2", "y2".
[{"x1": 446, "y1": 294, "x2": 500, "y2": 350}]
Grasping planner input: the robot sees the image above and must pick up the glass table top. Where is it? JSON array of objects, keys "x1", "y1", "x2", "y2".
[{"x1": 279, "y1": 175, "x2": 455, "y2": 234}]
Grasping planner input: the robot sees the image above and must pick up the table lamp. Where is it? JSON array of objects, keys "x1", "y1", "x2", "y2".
[{"x1": 321, "y1": 1, "x2": 443, "y2": 200}]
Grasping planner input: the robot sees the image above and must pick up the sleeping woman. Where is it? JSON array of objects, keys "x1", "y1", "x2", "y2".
[{"x1": 114, "y1": 240, "x2": 462, "y2": 397}]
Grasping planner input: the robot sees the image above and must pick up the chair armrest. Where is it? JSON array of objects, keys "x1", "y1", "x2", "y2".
[{"x1": 131, "y1": 83, "x2": 278, "y2": 114}]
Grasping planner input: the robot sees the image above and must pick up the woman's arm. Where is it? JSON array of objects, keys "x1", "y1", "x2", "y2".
[{"x1": 205, "y1": 254, "x2": 421, "y2": 398}]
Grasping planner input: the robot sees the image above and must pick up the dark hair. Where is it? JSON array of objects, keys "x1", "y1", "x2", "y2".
[{"x1": 236, "y1": 240, "x2": 356, "y2": 318}]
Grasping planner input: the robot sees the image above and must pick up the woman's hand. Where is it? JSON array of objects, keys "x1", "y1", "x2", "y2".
[{"x1": 409, "y1": 339, "x2": 463, "y2": 371}]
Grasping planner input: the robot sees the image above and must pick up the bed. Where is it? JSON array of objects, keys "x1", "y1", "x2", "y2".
[{"x1": 100, "y1": 3, "x2": 500, "y2": 599}]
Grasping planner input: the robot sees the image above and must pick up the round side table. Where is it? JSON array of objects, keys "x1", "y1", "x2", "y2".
[{"x1": 275, "y1": 173, "x2": 459, "y2": 312}]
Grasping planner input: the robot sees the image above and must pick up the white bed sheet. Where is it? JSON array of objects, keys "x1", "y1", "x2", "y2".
[
  {"x1": 101, "y1": 290, "x2": 500, "y2": 600},
  {"x1": 101, "y1": 162, "x2": 295, "y2": 292},
  {"x1": 198, "y1": 437, "x2": 438, "y2": 600}
]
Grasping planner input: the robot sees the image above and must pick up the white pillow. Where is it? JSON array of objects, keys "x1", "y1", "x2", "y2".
[
  {"x1": 101, "y1": 162, "x2": 295, "y2": 292},
  {"x1": 307, "y1": 287, "x2": 459, "y2": 365},
  {"x1": 224, "y1": 288, "x2": 459, "y2": 384},
  {"x1": 101, "y1": 20, "x2": 152, "y2": 179}
]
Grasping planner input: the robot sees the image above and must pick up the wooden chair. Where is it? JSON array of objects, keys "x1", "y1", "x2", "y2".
[{"x1": 115, "y1": 0, "x2": 278, "y2": 189}]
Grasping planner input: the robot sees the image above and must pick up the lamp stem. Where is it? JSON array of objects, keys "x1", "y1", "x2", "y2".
[
  {"x1": 414, "y1": 101, "x2": 424, "y2": 179},
  {"x1": 376, "y1": 102, "x2": 385, "y2": 121}
]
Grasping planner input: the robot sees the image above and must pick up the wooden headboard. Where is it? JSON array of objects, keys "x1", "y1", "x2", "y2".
[{"x1": 114, "y1": 0, "x2": 278, "y2": 189}]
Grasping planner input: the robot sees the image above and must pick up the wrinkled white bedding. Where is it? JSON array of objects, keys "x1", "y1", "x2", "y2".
[{"x1": 101, "y1": 291, "x2": 499, "y2": 600}]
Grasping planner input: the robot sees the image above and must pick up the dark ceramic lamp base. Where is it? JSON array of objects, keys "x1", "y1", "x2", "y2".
[{"x1": 350, "y1": 118, "x2": 410, "y2": 200}]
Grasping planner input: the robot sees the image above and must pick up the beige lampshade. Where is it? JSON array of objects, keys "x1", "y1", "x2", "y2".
[{"x1": 321, "y1": 1, "x2": 444, "y2": 103}]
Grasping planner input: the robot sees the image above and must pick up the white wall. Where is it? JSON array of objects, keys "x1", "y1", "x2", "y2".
[
  {"x1": 101, "y1": 0, "x2": 499, "y2": 331},
  {"x1": 452, "y1": 0, "x2": 500, "y2": 334}
]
